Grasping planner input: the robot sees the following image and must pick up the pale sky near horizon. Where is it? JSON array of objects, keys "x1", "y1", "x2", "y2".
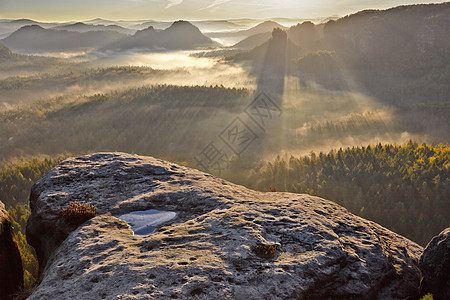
[{"x1": 0, "y1": 0, "x2": 446, "y2": 22}]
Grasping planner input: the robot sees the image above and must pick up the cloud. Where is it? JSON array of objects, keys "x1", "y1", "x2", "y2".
[
  {"x1": 206, "y1": 0, "x2": 232, "y2": 9},
  {"x1": 194, "y1": 0, "x2": 232, "y2": 11},
  {"x1": 1, "y1": 0, "x2": 442, "y2": 22},
  {"x1": 166, "y1": 0, "x2": 183, "y2": 9}
]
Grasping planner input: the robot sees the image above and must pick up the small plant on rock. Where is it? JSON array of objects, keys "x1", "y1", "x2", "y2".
[
  {"x1": 253, "y1": 243, "x2": 277, "y2": 259},
  {"x1": 61, "y1": 201, "x2": 96, "y2": 224},
  {"x1": 269, "y1": 186, "x2": 278, "y2": 192}
]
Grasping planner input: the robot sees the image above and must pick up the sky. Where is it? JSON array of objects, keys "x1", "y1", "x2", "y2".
[{"x1": 0, "y1": 0, "x2": 445, "y2": 22}]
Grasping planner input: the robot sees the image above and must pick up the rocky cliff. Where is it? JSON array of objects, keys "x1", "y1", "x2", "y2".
[
  {"x1": 27, "y1": 153, "x2": 424, "y2": 299},
  {"x1": 419, "y1": 227, "x2": 450, "y2": 300},
  {"x1": 0, "y1": 201, "x2": 24, "y2": 299}
]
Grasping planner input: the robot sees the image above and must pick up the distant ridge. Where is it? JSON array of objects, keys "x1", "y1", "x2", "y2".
[
  {"x1": 233, "y1": 32, "x2": 272, "y2": 49},
  {"x1": 0, "y1": 25, "x2": 127, "y2": 53},
  {"x1": 52, "y1": 22, "x2": 135, "y2": 35},
  {"x1": 102, "y1": 20, "x2": 219, "y2": 52},
  {"x1": 230, "y1": 28, "x2": 303, "y2": 63},
  {"x1": 83, "y1": 18, "x2": 119, "y2": 26},
  {"x1": 233, "y1": 21, "x2": 322, "y2": 50},
  {"x1": 207, "y1": 20, "x2": 287, "y2": 39},
  {"x1": 9, "y1": 18, "x2": 39, "y2": 24},
  {"x1": 238, "y1": 20, "x2": 288, "y2": 36}
]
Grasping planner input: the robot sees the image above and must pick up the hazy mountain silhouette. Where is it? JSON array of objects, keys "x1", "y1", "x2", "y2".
[
  {"x1": 288, "y1": 21, "x2": 324, "y2": 51},
  {"x1": 293, "y1": 50, "x2": 349, "y2": 90},
  {"x1": 9, "y1": 19, "x2": 40, "y2": 25},
  {"x1": 0, "y1": 30, "x2": 12, "y2": 40},
  {"x1": 102, "y1": 20, "x2": 219, "y2": 52},
  {"x1": 323, "y1": 3, "x2": 450, "y2": 58},
  {"x1": 228, "y1": 3, "x2": 449, "y2": 106},
  {"x1": 128, "y1": 19, "x2": 240, "y2": 32},
  {"x1": 82, "y1": 18, "x2": 159, "y2": 30},
  {"x1": 52, "y1": 22, "x2": 135, "y2": 35},
  {"x1": 0, "y1": 19, "x2": 61, "y2": 29},
  {"x1": 192, "y1": 20, "x2": 242, "y2": 32},
  {"x1": 130, "y1": 19, "x2": 242, "y2": 32},
  {"x1": 233, "y1": 32, "x2": 272, "y2": 49},
  {"x1": 319, "y1": 2, "x2": 450, "y2": 104},
  {"x1": 229, "y1": 28, "x2": 303, "y2": 98},
  {"x1": 230, "y1": 29, "x2": 303, "y2": 64},
  {"x1": 130, "y1": 21, "x2": 172, "y2": 30},
  {"x1": 207, "y1": 20, "x2": 287, "y2": 39},
  {"x1": 83, "y1": 18, "x2": 125, "y2": 26},
  {"x1": 239, "y1": 20, "x2": 288, "y2": 36},
  {"x1": 233, "y1": 21, "x2": 322, "y2": 50},
  {"x1": 0, "y1": 19, "x2": 61, "y2": 38},
  {"x1": 0, "y1": 25, "x2": 127, "y2": 53}
]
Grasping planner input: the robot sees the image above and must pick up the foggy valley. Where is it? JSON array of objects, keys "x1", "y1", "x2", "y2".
[{"x1": 1, "y1": 4, "x2": 448, "y2": 164}]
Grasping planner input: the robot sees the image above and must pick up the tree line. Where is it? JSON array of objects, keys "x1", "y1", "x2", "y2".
[{"x1": 228, "y1": 141, "x2": 449, "y2": 246}]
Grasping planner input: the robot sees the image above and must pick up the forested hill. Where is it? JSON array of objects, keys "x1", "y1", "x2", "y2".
[
  {"x1": 229, "y1": 142, "x2": 449, "y2": 246},
  {"x1": 320, "y1": 3, "x2": 450, "y2": 105}
]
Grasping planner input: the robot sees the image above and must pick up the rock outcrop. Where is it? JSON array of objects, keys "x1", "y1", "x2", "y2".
[
  {"x1": 0, "y1": 201, "x2": 24, "y2": 299},
  {"x1": 27, "y1": 153, "x2": 424, "y2": 299},
  {"x1": 419, "y1": 227, "x2": 450, "y2": 300}
]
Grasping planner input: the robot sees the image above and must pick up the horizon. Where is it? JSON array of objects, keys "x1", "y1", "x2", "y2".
[
  {"x1": 0, "y1": 0, "x2": 446, "y2": 23},
  {"x1": 0, "y1": 16, "x2": 331, "y2": 24}
]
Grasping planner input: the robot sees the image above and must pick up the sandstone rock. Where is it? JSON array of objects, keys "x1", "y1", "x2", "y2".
[
  {"x1": 0, "y1": 201, "x2": 24, "y2": 299},
  {"x1": 27, "y1": 152, "x2": 424, "y2": 299},
  {"x1": 419, "y1": 227, "x2": 450, "y2": 300}
]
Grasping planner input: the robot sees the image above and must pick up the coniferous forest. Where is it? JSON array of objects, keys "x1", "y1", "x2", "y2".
[{"x1": 227, "y1": 142, "x2": 449, "y2": 247}]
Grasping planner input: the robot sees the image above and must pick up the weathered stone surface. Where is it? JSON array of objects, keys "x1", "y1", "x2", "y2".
[
  {"x1": 0, "y1": 201, "x2": 24, "y2": 299},
  {"x1": 27, "y1": 152, "x2": 424, "y2": 299},
  {"x1": 419, "y1": 227, "x2": 450, "y2": 300}
]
